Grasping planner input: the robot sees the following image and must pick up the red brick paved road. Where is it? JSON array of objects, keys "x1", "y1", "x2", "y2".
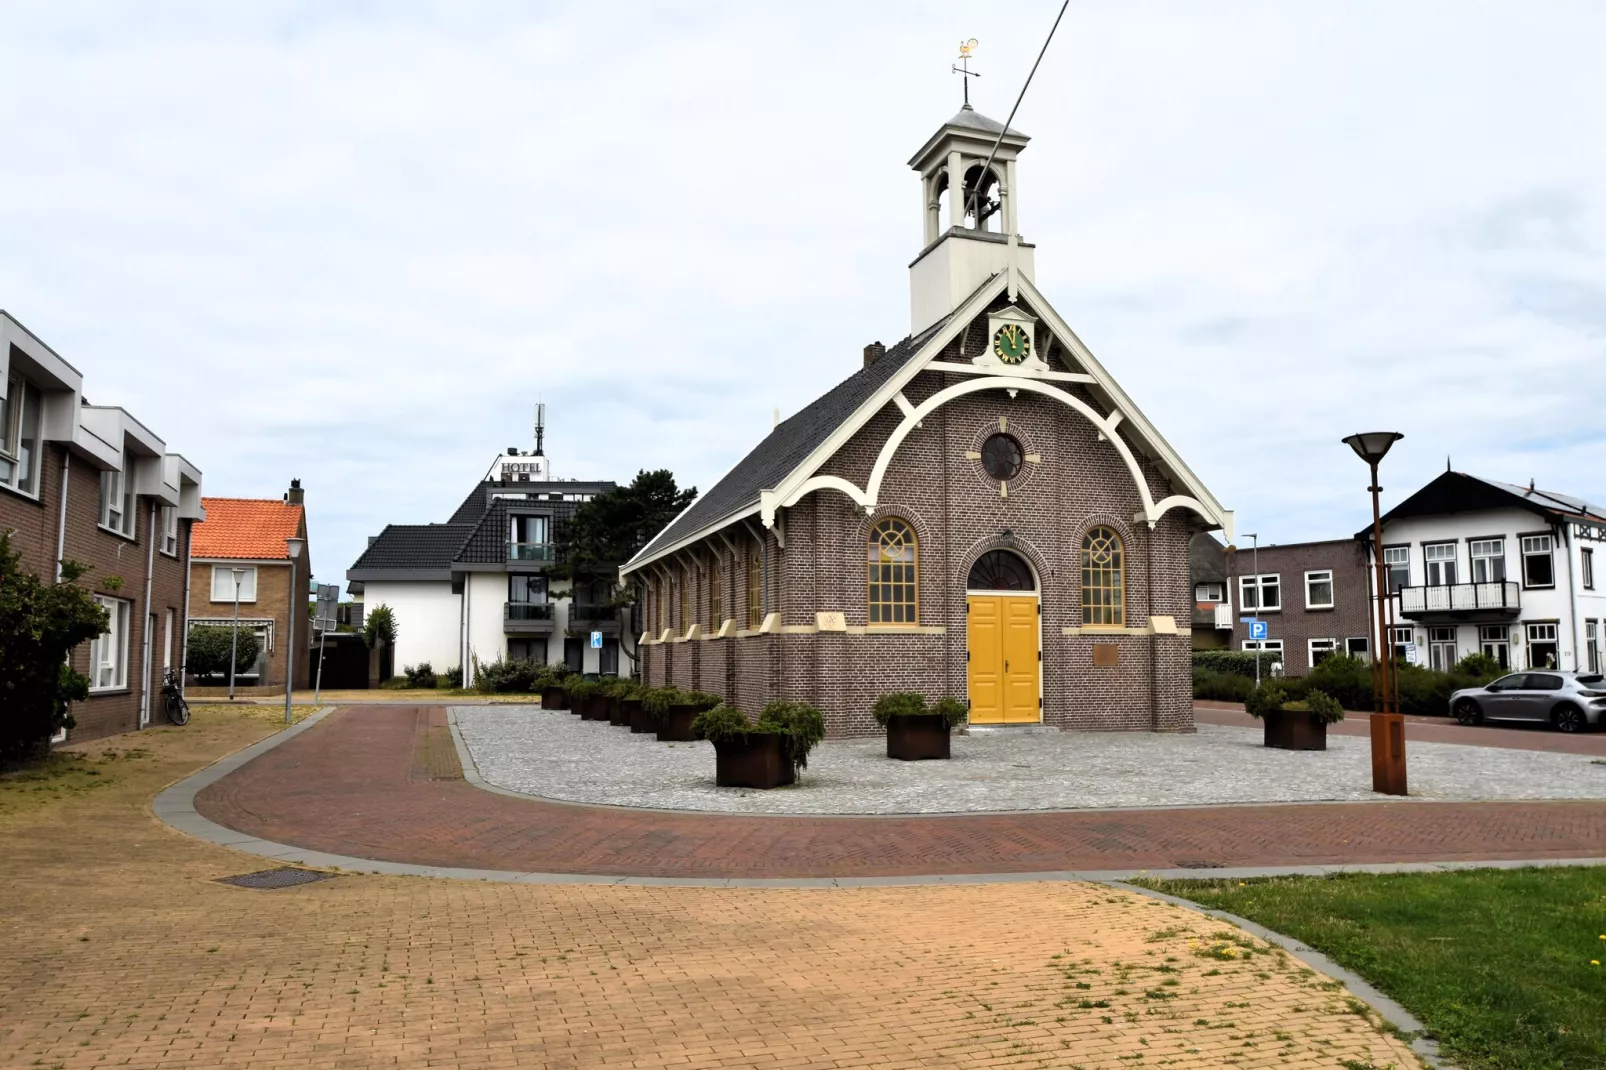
[
  {"x1": 1194, "y1": 701, "x2": 1606, "y2": 755},
  {"x1": 193, "y1": 705, "x2": 1606, "y2": 879}
]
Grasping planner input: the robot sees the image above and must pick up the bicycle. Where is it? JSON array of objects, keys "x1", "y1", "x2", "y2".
[{"x1": 162, "y1": 668, "x2": 191, "y2": 726}]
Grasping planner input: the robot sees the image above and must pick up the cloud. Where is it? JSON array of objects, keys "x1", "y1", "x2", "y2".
[{"x1": 1, "y1": 0, "x2": 1602, "y2": 586}]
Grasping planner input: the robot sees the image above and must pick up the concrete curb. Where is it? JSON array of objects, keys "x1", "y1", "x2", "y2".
[
  {"x1": 1111, "y1": 879, "x2": 1453, "y2": 1069},
  {"x1": 152, "y1": 705, "x2": 1606, "y2": 892}
]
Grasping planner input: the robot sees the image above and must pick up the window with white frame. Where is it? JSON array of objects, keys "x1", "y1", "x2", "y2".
[
  {"x1": 1194, "y1": 582, "x2": 1225, "y2": 603},
  {"x1": 1242, "y1": 639, "x2": 1284, "y2": 660},
  {"x1": 1391, "y1": 626, "x2": 1413, "y2": 662},
  {"x1": 210, "y1": 565, "x2": 257, "y2": 602},
  {"x1": 1479, "y1": 624, "x2": 1510, "y2": 670},
  {"x1": 1526, "y1": 622, "x2": 1559, "y2": 669},
  {"x1": 1584, "y1": 548, "x2": 1595, "y2": 591},
  {"x1": 1469, "y1": 539, "x2": 1506, "y2": 583},
  {"x1": 1383, "y1": 546, "x2": 1410, "y2": 591},
  {"x1": 1423, "y1": 542, "x2": 1458, "y2": 586},
  {"x1": 160, "y1": 506, "x2": 179, "y2": 556},
  {"x1": 1308, "y1": 637, "x2": 1339, "y2": 667},
  {"x1": 98, "y1": 467, "x2": 134, "y2": 536},
  {"x1": 1305, "y1": 570, "x2": 1334, "y2": 609},
  {"x1": 1346, "y1": 636, "x2": 1370, "y2": 659},
  {"x1": 89, "y1": 595, "x2": 131, "y2": 691},
  {"x1": 0, "y1": 371, "x2": 44, "y2": 495},
  {"x1": 1239, "y1": 574, "x2": 1281, "y2": 611},
  {"x1": 1587, "y1": 619, "x2": 1600, "y2": 674},
  {"x1": 1521, "y1": 535, "x2": 1555, "y2": 587},
  {"x1": 1428, "y1": 626, "x2": 1458, "y2": 672}
]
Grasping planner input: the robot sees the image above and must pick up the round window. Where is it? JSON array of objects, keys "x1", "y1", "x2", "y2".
[{"x1": 980, "y1": 433, "x2": 1023, "y2": 480}]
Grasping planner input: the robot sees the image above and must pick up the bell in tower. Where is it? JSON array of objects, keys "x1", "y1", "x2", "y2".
[{"x1": 906, "y1": 103, "x2": 1035, "y2": 334}]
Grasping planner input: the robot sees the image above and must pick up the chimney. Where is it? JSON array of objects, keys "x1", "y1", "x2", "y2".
[
  {"x1": 286, "y1": 478, "x2": 304, "y2": 506},
  {"x1": 863, "y1": 340, "x2": 886, "y2": 367}
]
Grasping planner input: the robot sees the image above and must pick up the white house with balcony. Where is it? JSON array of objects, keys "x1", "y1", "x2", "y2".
[
  {"x1": 1363, "y1": 471, "x2": 1606, "y2": 674},
  {"x1": 347, "y1": 432, "x2": 635, "y2": 685}
]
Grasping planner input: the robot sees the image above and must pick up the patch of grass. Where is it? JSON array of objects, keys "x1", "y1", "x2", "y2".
[{"x1": 1133, "y1": 867, "x2": 1606, "y2": 1070}]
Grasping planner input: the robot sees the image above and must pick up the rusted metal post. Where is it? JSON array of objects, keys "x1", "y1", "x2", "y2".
[{"x1": 1367, "y1": 460, "x2": 1407, "y2": 795}]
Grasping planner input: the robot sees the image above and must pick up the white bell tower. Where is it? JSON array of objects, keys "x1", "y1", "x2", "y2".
[{"x1": 906, "y1": 105, "x2": 1035, "y2": 334}]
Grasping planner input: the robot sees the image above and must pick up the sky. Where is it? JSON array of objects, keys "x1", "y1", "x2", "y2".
[{"x1": 2, "y1": 0, "x2": 1603, "y2": 587}]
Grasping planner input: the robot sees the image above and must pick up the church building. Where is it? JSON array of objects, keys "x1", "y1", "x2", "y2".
[{"x1": 621, "y1": 104, "x2": 1234, "y2": 736}]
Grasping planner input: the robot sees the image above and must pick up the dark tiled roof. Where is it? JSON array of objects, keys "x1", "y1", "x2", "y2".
[
  {"x1": 1370, "y1": 472, "x2": 1606, "y2": 538},
  {"x1": 446, "y1": 484, "x2": 489, "y2": 525},
  {"x1": 632, "y1": 315, "x2": 954, "y2": 562},
  {"x1": 350, "y1": 524, "x2": 474, "y2": 572}
]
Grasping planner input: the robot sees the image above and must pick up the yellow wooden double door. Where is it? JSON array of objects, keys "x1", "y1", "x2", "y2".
[{"x1": 966, "y1": 594, "x2": 1041, "y2": 724}]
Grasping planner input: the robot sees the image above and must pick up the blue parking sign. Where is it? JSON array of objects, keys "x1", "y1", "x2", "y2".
[
  {"x1": 590, "y1": 630, "x2": 603, "y2": 649},
  {"x1": 1248, "y1": 620, "x2": 1268, "y2": 641}
]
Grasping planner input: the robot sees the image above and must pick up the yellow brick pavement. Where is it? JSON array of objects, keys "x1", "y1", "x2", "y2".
[{"x1": 0, "y1": 706, "x2": 1421, "y2": 1069}]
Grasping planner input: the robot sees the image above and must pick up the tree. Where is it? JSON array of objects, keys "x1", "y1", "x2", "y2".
[
  {"x1": 550, "y1": 469, "x2": 696, "y2": 587},
  {"x1": 184, "y1": 625, "x2": 263, "y2": 681},
  {"x1": 0, "y1": 533, "x2": 109, "y2": 765},
  {"x1": 362, "y1": 604, "x2": 397, "y2": 649}
]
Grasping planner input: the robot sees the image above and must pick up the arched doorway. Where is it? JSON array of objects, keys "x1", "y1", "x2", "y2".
[{"x1": 965, "y1": 550, "x2": 1040, "y2": 725}]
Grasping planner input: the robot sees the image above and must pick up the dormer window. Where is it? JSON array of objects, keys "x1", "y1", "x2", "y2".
[{"x1": 0, "y1": 371, "x2": 43, "y2": 496}]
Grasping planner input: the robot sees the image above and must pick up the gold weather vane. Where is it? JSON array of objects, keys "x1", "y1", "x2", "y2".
[{"x1": 952, "y1": 38, "x2": 980, "y2": 107}]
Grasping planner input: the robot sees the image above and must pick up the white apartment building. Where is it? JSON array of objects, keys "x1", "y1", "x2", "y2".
[{"x1": 1367, "y1": 471, "x2": 1606, "y2": 674}]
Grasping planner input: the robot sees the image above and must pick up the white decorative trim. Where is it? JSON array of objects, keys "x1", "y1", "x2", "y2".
[
  {"x1": 894, "y1": 392, "x2": 917, "y2": 419},
  {"x1": 759, "y1": 612, "x2": 782, "y2": 634}
]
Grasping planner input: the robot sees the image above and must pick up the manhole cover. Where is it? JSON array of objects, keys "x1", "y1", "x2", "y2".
[
  {"x1": 1173, "y1": 860, "x2": 1225, "y2": 870},
  {"x1": 215, "y1": 868, "x2": 336, "y2": 890}
]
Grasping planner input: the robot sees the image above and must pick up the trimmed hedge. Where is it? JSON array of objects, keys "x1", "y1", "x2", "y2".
[
  {"x1": 1192, "y1": 650, "x2": 1283, "y2": 676},
  {"x1": 1193, "y1": 652, "x2": 1501, "y2": 717}
]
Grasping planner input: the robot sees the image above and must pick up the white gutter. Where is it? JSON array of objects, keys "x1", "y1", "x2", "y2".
[
  {"x1": 179, "y1": 518, "x2": 193, "y2": 698},
  {"x1": 53, "y1": 451, "x2": 69, "y2": 581},
  {"x1": 139, "y1": 501, "x2": 156, "y2": 728}
]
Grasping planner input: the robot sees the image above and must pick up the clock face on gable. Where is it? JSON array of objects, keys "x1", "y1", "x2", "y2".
[{"x1": 992, "y1": 323, "x2": 1031, "y2": 365}]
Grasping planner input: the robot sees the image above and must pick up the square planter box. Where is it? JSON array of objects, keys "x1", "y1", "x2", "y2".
[
  {"x1": 656, "y1": 704, "x2": 705, "y2": 742},
  {"x1": 886, "y1": 714, "x2": 951, "y2": 760},
  {"x1": 542, "y1": 687, "x2": 567, "y2": 711},
  {"x1": 608, "y1": 697, "x2": 631, "y2": 727},
  {"x1": 623, "y1": 699, "x2": 653, "y2": 733},
  {"x1": 580, "y1": 695, "x2": 611, "y2": 721},
  {"x1": 713, "y1": 734, "x2": 796, "y2": 789},
  {"x1": 1262, "y1": 709, "x2": 1328, "y2": 751}
]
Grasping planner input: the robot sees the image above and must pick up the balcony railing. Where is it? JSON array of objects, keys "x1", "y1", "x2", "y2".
[
  {"x1": 507, "y1": 542, "x2": 554, "y2": 562},
  {"x1": 1398, "y1": 581, "x2": 1520, "y2": 617},
  {"x1": 504, "y1": 602, "x2": 555, "y2": 621},
  {"x1": 567, "y1": 604, "x2": 618, "y2": 624}
]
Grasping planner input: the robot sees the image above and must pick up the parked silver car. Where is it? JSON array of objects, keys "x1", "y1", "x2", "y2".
[{"x1": 1450, "y1": 671, "x2": 1606, "y2": 732}]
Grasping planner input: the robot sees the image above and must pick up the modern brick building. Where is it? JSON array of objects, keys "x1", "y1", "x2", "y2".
[
  {"x1": 187, "y1": 485, "x2": 312, "y2": 690},
  {"x1": 622, "y1": 105, "x2": 1234, "y2": 737},
  {"x1": 1224, "y1": 538, "x2": 1374, "y2": 675},
  {"x1": 1, "y1": 312, "x2": 204, "y2": 744}
]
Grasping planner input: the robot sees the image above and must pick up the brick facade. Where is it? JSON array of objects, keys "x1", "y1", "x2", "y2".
[
  {"x1": 1225, "y1": 538, "x2": 1372, "y2": 674},
  {"x1": 637, "y1": 310, "x2": 1207, "y2": 738},
  {"x1": 186, "y1": 558, "x2": 311, "y2": 689},
  {"x1": 1, "y1": 443, "x2": 197, "y2": 745}
]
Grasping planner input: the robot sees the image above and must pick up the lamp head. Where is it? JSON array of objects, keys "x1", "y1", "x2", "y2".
[
  {"x1": 1342, "y1": 432, "x2": 1404, "y2": 465},
  {"x1": 230, "y1": 567, "x2": 246, "y2": 581},
  {"x1": 286, "y1": 536, "x2": 306, "y2": 561}
]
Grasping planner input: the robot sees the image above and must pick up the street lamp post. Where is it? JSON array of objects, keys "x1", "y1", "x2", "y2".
[
  {"x1": 1343, "y1": 431, "x2": 1407, "y2": 796},
  {"x1": 227, "y1": 567, "x2": 247, "y2": 702},
  {"x1": 284, "y1": 537, "x2": 306, "y2": 725},
  {"x1": 1242, "y1": 532, "x2": 1261, "y2": 688}
]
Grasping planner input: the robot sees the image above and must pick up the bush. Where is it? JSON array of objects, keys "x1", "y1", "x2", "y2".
[
  {"x1": 1244, "y1": 679, "x2": 1297, "y2": 719},
  {"x1": 1301, "y1": 688, "x2": 1345, "y2": 724},
  {"x1": 402, "y1": 662, "x2": 437, "y2": 688},
  {"x1": 757, "y1": 700, "x2": 826, "y2": 770},
  {"x1": 691, "y1": 704, "x2": 756, "y2": 744},
  {"x1": 602, "y1": 677, "x2": 642, "y2": 700},
  {"x1": 475, "y1": 659, "x2": 543, "y2": 693},
  {"x1": 870, "y1": 691, "x2": 927, "y2": 726},
  {"x1": 0, "y1": 535, "x2": 107, "y2": 765},
  {"x1": 184, "y1": 624, "x2": 262, "y2": 681},
  {"x1": 378, "y1": 676, "x2": 411, "y2": 690},
  {"x1": 1192, "y1": 668, "x2": 1255, "y2": 703},
  {"x1": 1193, "y1": 649, "x2": 1282, "y2": 677},
  {"x1": 931, "y1": 696, "x2": 968, "y2": 729},
  {"x1": 1454, "y1": 652, "x2": 1503, "y2": 680},
  {"x1": 1302, "y1": 654, "x2": 1374, "y2": 713},
  {"x1": 443, "y1": 665, "x2": 463, "y2": 688},
  {"x1": 362, "y1": 605, "x2": 397, "y2": 649}
]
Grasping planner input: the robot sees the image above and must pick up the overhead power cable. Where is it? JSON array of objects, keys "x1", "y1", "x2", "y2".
[{"x1": 966, "y1": 0, "x2": 1071, "y2": 223}]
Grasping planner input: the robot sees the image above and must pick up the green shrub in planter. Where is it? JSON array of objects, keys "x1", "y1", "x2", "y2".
[
  {"x1": 756, "y1": 700, "x2": 826, "y2": 770},
  {"x1": 930, "y1": 696, "x2": 968, "y2": 728},
  {"x1": 476, "y1": 659, "x2": 543, "y2": 693},
  {"x1": 870, "y1": 691, "x2": 927, "y2": 725},
  {"x1": 602, "y1": 677, "x2": 640, "y2": 700},
  {"x1": 641, "y1": 686, "x2": 680, "y2": 720},
  {"x1": 1243, "y1": 679, "x2": 1297, "y2": 719},
  {"x1": 692, "y1": 704, "x2": 761, "y2": 744},
  {"x1": 563, "y1": 674, "x2": 599, "y2": 701},
  {"x1": 1300, "y1": 688, "x2": 1344, "y2": 724}
]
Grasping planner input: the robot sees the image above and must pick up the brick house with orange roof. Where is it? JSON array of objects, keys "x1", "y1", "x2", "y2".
[{"x1": 186, "y1": 480, "x2": 313, "y2": 690}]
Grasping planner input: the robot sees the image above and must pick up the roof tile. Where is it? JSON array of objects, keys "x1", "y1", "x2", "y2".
[{"x1": 193, "y1": 498, "x2": 305, "y2": 560}]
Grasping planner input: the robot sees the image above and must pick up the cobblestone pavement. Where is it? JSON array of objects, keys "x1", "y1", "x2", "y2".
[
  {"x1": 1194, "y1": 702, "x2": 1606, "y2": 756},
  {"x1": 195, "y1": 706, "x2": 1606, "y2": 877},
  {"x1": 2, "y1": 705, "x2": 1419, "y2": 1069},
  {"x1": 455, "y1": 704, "x2": 1606, "y2": 814}
]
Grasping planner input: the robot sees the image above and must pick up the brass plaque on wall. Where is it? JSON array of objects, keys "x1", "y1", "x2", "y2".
[{"x1": 1092, "y1": 643, "x2": 1120, "y2": 667}]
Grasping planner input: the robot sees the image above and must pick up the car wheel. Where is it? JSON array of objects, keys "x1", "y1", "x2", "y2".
[
  {"x1": 1453, "y1": 699, "x2": 1482, "y2": 726},
  {"x1": 1552, "y1": 705, "x2": 1585, "y2": 733}
]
